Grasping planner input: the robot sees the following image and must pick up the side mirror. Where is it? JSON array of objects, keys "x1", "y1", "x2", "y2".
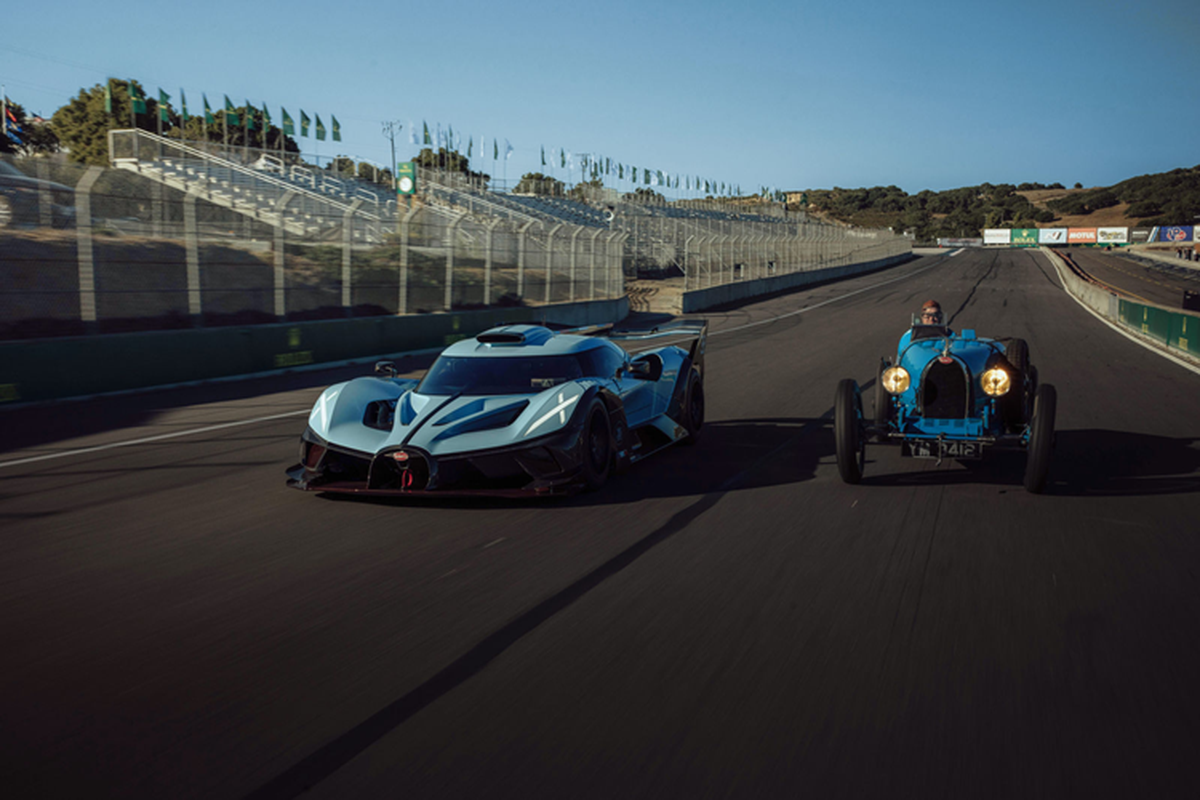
[
  {"x1": 375, "y1": 360, "x2": 398, "y2": 378},
  {"x1": 626, "y1": 355, "x2": 663, "y2": 381}
]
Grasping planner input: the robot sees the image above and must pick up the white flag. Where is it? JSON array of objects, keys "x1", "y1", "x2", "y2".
[{"x1": 505, "y1": 139, "x2": 513, "y2": 160}]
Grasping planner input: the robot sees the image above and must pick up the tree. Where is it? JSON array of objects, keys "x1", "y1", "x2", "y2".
[
  {"x1": 326, "y1": 156, "x2": 356, "y2": 177},
  {"x1": 622, "y1": 186, "x2": 665, "y2": 204},
  {"x1": 1, "y1": 98, "x2": 60, "y2": 156},
  {"x1": 567, "y1": 178, "x2": 603, "y2": 202},
  {"x1": 51, "y1": 80, "x2": 163, "y2": 165},
  {"x1": 411, "y1": 146, "x2": 488, "y2": 181},
  {"x1": 513, "y1": 172, "x2": 564, "y2": 196},
  {"x1": 357, "y1": 162, "x2": 392, "y2": 187}
]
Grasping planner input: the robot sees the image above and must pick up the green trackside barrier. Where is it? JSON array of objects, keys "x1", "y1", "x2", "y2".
[
  {"x1": 1118, "y1": 299, "x2": 1200, "y2": 358},
  {"x1": 0, "y1": 305, "x2": 556, "y2": 404}
]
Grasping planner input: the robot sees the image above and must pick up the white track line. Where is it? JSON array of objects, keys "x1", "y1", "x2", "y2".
[
  {"x1": 0, "y1": 255, "x2": 952, "y2": 472},
  {"x1": 0, "y1": 410, "x2": 308, "y2": 470}
]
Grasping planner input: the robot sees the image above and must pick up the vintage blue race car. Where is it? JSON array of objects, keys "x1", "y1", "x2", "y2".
[
  {"x1": 834, "y1": 318, "x2": 1056, "y2": 493},
  {"x1": 286, "y1": 320, "x2": 707, "y2": 497}
]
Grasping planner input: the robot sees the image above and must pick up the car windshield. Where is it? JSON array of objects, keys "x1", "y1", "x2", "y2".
[{"x1": 417, "y1": 354, "x2": 587, "y2": 395}]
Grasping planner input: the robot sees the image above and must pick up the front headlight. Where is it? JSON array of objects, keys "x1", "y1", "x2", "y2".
[
  {"x1": 980, "y1": 368, "x2": 1011, "y2": 396},
  {"x1": 881, "y1": 366, "x2": 910, "y2": 394}
]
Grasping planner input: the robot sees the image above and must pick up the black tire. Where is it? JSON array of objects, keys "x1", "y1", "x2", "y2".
[
  {"x1": 874, "y1": 358, "x2": 891, "y2": 439},
  {"x1": 581, "y1": 400, "x2": 612, "y2": 492},
  {"x1": 999, "y1": 339, "x2": 1030, "y2": 430},
  {"x1": 680, "y1": 371, "x2": 704, "y2": 446},
  {"x1": 1005, "y1": 338, "x2": 1029, "y2": 373},
  {"x1": 1024, "y1": 383, "x2": 1056, "y2": 494},
  {"x1": 835, "y1": 378, "x2": 865, "y2": 484}
]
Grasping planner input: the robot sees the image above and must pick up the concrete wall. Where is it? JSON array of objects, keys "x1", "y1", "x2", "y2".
[
  {"x1": 681, "y1": 253, "x2": 913, "y2": 313},
  {"x1": 0, "y1": 296, "x2": 629, "y2": 404}
]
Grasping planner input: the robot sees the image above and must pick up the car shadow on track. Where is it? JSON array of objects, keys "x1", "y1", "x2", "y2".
[
  {"x1": 856, "y1": 429, "x2": 1200, "y2": 497},
  {"x1": 1049, "y1": 429, "x2": 1200, "y2": 497},
  {"x1": 318, "y1": 417, "x2": 836, "y2": 510}
]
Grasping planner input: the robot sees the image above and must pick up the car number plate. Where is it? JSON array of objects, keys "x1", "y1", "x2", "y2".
[{"x1": 903, "y1": 440, "x2": 982, "y2": 460}]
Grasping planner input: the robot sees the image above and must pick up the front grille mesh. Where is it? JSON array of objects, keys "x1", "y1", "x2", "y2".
[{"x1": 921, "y1": 360, "x2": 969, "y2": 419}]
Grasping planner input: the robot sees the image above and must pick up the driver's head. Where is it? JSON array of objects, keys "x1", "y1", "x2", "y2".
[{"x1": 920, "y1": 300, "x2": 943, "y2": 325}]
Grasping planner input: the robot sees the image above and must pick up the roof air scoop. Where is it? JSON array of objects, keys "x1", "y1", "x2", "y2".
[{"x1": 476, "y1": 331, "x2": 526, "y2": 344}]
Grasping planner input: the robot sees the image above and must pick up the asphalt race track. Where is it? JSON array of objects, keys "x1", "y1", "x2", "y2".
[
  {"x1": 4, "y1": 248, "x2": 1200, "y2": 799},
  {"x1": 1068, "y1": 247, "x2": 1200, "y2": 309}
]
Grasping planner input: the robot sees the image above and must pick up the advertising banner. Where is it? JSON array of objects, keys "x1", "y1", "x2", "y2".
[
  {"x1": 1130, "y1": 227, "x2": 1155, "y2": 243},
  {"x1": 1159, "y1": 225, "x2": 1194, "y2": 242},
  {"x1": 1097, "y1": 227, "x2": 1129, "y2": 244},
  {"x1": 1011, "y1": 228, "x2": 1039, "y2": 246},
  {"x1": 1068, "y1": 228, "x2": 1098, "y2": 244},
  {"x1": 983, "y1": 229, "x2": 1011, "y2": 245},
  {"x1": 1039, "y1": 228, "x2": 1067, "y2": 244}
]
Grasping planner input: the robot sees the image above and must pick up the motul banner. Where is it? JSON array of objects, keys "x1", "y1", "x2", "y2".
[
  {"x1": 1097, "y1": 227, "x2": 1128, "y2": 243},
  {"x1": 1011, "y1": 228, "x2": 1039, "y2": 246},
  {"x1": 1068, "y1": 228, "x2": 1097, "y2": 243},
  {"x1": 1039, "y1": 228, "x2": 1067, "y2": 244},
  {"x1": 1129, "y1": 227, "x2": 1155, "y2": 243},
  {"x1": 984, "y1": 229, "x2": 1011, "y2": 245},
  {"x1": 1159, "y1": 225, "x2": 1194, "y2": 242}
]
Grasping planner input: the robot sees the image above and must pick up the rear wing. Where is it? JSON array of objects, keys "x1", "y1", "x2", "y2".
[
  {"x1": 554, "y1": 319, "x2": 709, "y2": 373},
  {"x1": 609, "y1": 319, "x2": 708, "y2": 375}
]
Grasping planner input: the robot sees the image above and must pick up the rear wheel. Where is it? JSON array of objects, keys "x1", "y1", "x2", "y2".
[
  {"x1": 1024, "y1": 383, "x2": 1056, "y2": 493},
  {"x1": 581, "y1": 400, "x2": 612, "y2": 492},
  {"x1": 681, "y1": 371, "x2": 704, "y2": 446},
  {"x1": 835, "y1": 378, "x2": 865, "y2": 484}
]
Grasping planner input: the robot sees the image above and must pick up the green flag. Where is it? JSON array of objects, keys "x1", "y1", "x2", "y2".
[
  {"x1": 300, "y1": 110, "x2": 310, "y2": 137},
  {"x1": 180, "y1": 89, "x2": 188, "y2": 125},
  {"x1": 158, "y1": 89, "x2": 170, "y2": 122},
  {"x1": 203, "y1": 94, "x2": 214, "y2": 124},
  {"x1": 423, "y1": 121, "x2": 430, "y2": 145},
  {"x1": 448, "y1": 123, "x2": 454, "y2": 150},
  {"x1": 261, "y1": 103, "x2": 270, "y2": 126},
  {"x1": 541, "y1": 146, "x2": 546, "y2": 167},
  {"x1": 129, "y1": 82, "x2": 146, "y2": 114},
  {"x1": 282, "y1": 107, "x2": 294, "y2": 136},
  {"x1": 493, "y1": 138, "x2": 498, "y2": 160},
  {"x1": 618, "y1": 164, "x2": 623, "y2": 180},
  {"x1": 224, "y1": 96, "x2": 238, "y2": 126},
  {"x1": 244, "y1": 100, "x2": 256, "y2": 131},
  {"x1": 104, "y1": 79, "x2": 113, "y2": 114},
  {"x1": 467, "y1": 136, "x2": 472, "y2": 157},
  {"x1": 560, "y1": 148, "x2": 566, "y2": 169},
  {"x1": 315, "y1": 114, "x2": 326, "y2": 141},
  {"x1": 331, "y1": 115, "x2": 341, "y2": 142}
]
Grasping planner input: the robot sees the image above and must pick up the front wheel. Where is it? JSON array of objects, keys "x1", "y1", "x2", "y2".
[
  {"x1": 1024, "y1": 383, "x2": 1056, "y2": 493},
  {"x1": 581, "y1": 400, "x2": 612, "y2": 492},
  {"x1": 835, "y1": 378, "x2": 865, "y2": 484}
]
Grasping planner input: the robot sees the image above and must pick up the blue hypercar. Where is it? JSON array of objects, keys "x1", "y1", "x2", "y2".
[
  {"x1": 835, "y1": 318, "x2": 1056, "y2": 493},
  {"x1": 286, "y1": 320, "x2": 707, "y2": 497}
]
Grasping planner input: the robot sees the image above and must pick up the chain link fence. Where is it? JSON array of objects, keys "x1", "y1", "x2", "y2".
[{"x1": 1, "y1": 131, "x2": 907, "y2": 340}]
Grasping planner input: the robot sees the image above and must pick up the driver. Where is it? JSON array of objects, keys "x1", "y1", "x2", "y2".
[{"x1": 920, "y1": 300, "x2": 944, "y2": 325}]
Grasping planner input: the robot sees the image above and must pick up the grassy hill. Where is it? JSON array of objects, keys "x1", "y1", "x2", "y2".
[{"x1": 794, "y1": 166, "x2": 1200, "y2": 241}]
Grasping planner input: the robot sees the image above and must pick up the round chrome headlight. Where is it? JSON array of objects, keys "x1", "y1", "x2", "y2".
[
  {"x1": 980, "y1": 367, "x2": 1011, "y2": 396},
  {"x1": 881, "y1": 366, "x2": 910, "y2": 394}
]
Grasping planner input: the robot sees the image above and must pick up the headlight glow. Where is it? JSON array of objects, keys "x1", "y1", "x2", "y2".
[
  {"x1": 980, "y1": 368, "x2": 1012, "y2": 396},
  {"x1": 881, "y1": 366, "x2": 910, "y2": 394}
]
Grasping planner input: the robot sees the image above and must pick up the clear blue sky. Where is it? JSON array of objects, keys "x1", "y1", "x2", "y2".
[{"x1": 3, "y1": 0, "x2": 1197, "y2": 194}]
